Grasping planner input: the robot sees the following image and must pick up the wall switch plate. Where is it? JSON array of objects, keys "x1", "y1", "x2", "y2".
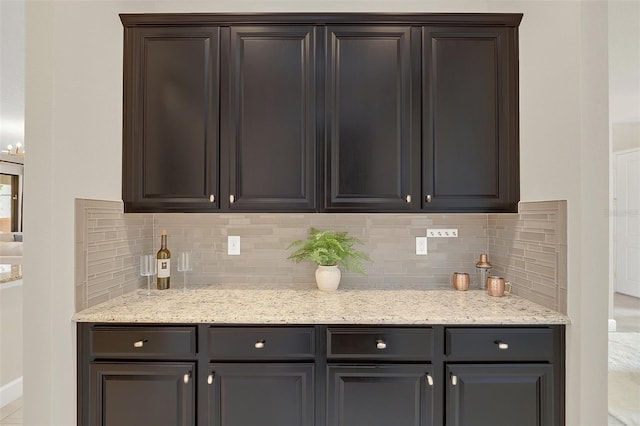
[
  {"x1": 228, "y1": 236, "x2": 240, "y2": 255},
  {"x1": 416, "y1": 237, "x2": 427, "y2": 255},
  {"x1": 427, "y1": 228, "x2": 458, "y2": 238}
]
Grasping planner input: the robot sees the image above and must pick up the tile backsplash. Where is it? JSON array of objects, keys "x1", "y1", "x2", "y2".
[
  {"x1": 75, "y1": 199, "x2": 153, "y2": 310},
  {"x1": 75, "y1": 199, "x2": 568, "y2": 314},
  {"x1": 488, "y1": 201, "x2": 567, "y2": 314}
]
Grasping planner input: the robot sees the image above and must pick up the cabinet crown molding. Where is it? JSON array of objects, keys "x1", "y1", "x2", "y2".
[{"x1": 120, "y1": 12, "x2": 523, "y2": 27}]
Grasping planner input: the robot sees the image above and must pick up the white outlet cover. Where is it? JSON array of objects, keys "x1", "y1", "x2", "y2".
[
  {"x1": 416, "y1": 237, "x2": 428, "y2": 255},
  {"x1": 228, "y1": 236, "x2": 240, "y2": 255}
]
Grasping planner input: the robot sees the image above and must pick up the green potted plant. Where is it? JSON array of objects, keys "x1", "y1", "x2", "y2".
[{"x1": 287, "y1": 228, "x2": 370, "y2": 291}]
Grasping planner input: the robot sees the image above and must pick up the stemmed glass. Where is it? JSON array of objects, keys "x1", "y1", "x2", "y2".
[
  {"x1": 177, "y1": 252, "x2": 192, "y2": 292},
  {"x1": 139, "y1": 254, "x2": 157, "y2": 296}
]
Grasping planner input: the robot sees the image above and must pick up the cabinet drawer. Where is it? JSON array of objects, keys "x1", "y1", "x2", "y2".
[
  {"x1": 90, "y1": 326, "x2": 197, "y2": 359},
  {"x1": 208, "y1": 327, "x2": 315, "y2": 360},
  {"x1": 445, "y1": 327, "x2": 554, "y2": 361},
  {"x1": 327, "y1": 327, "x2": 433, "y2": 361}
]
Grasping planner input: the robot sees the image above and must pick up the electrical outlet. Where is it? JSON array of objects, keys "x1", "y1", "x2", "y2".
[
  {"x1": 426, "y1": 228, "x2": 458, "y2": 238},
  {"x1": 416, "y1": 237, "x2": 427, "y2": 255},
  {"x1": 228, "y1": 236, "x2": 240, "y2": 255}
]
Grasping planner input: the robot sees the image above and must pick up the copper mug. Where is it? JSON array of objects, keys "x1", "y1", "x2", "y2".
[
  {"x1": 486, "y1": 276, "x2": 511, "y2": 297},
  {"x1": 451, "y1": 272, "x2": 470, "y2": 291}
]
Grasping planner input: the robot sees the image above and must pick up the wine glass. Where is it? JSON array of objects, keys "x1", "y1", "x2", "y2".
[
  {"x1": 177, "y1": 252, "x2": 193, "y2": 292},
  {"x1": 139, "y1": 254, "x2": 157, "y2": 296}
]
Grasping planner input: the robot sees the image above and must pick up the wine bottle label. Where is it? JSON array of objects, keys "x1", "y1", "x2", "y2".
[{"x1": 157, "y1": 259, "x2": 171, "y2": 278}]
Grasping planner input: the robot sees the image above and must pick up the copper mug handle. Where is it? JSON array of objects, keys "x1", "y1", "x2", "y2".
[{"x1": 486, "y1": 276, "x2": 511, "y2": 297}]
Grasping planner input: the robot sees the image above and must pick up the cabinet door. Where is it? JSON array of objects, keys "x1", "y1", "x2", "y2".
[
  {"x1": 446, "y1": 364, "x2": 553, "y2": 426},
  {"x1": 324, "y1": 26, "x2": 420, "y2": 212},
  {"x1": 224, "y1": 26, "x2": 316, "y2": 211},
  {"x1": 123, "y1": 26, "x2": 220, "y2": 212},
  {"x1": 208, "y1": 363, "x2": 314, "y2": 426},
  {"x1": 423, "y1": 27, "x2": 519, "y2": 212},
  {"x1": 89, "y1": 362, "x2": 195, "y2": 426},
  {"x1": 327, "y1": 364, "x2": 435, "y2": 426}
]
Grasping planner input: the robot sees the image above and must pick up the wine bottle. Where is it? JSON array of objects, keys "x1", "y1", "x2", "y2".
[{"x1": 156, "y1": 229, "x2": 171, "y2": 290}]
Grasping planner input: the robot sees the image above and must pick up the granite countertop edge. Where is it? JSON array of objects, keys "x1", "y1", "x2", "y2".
[{"x1": 72, "y1": 284, "x2": 571, "y2": 325}]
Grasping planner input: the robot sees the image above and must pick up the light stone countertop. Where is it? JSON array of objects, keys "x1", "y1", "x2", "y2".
[{"x1": 72, "y1": 283, "x2": 570, "y2": 325}]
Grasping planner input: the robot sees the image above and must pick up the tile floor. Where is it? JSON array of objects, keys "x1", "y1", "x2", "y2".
[
  {"x1": 0, "y1": 397, "x2": 22, "y2": 425},
  {"x1": 612, "y1": 292, "x2": 640, "y2": 333},
  {"x1": 2, "y1": 294, "x2": 637, "y2": 426}
]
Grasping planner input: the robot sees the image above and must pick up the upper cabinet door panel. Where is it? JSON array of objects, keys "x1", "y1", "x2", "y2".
[
  {"x1": 423, "y1": 27, "x2": 519, "y2": 212},
  {"x1": 225, "y1": 26, "x2": 316, "y2": 211},
  {"x1": 123, "y1": 26, "x2": 220, "y2": 212},
  {"x1": 324, "y1": 26, "x2": 419, "y2": 212}
]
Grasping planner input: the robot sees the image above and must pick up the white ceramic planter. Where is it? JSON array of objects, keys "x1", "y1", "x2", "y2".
[{"x1": 315, "y1": 265, "x2": 341, "y2": 291}]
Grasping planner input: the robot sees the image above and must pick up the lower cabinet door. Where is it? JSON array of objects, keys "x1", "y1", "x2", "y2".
[
  {"x1": 327, "y1": 364, "x2": 435, "y2": 426},
  {"x1": 208, "y1": 363, "x2": 314, "y2": 426},
  {"x1": 446, "y1": 364, "x2": 554, "y2": 426},
  {"x1": 89, "y1": 362, "x2": 195, "y2": 426}
]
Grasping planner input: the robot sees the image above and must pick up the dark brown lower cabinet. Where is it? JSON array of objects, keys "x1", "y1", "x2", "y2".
[
  {"x1": 208, "y1": 363, "x2": 314, "y2": 426},
  {"x1": 446, "y1": 364, "x2": 553, "y2": 426},
  {"x1": 78, "y1": 324, "x2": 564, "y2": 426},
  {"x1": 327, "y1": 365, "x2": 435, "y2": 426},
  {"x1": 89, "y1": 362, "x2": 195, "y2": 426}
]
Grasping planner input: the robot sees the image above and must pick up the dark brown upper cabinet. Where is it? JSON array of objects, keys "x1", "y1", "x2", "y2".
[
  {"x1": 222, "y1": 26, "x2": 317, "y2": 211},
  {"x1": 122, "y1": 26, "x2": 220, "y2": 213},
  {"x1": 323, "y1": 25, "x2": 420, "y2": 212},
  {"x1": 121, "y1": 14, "x2": 522, "y2": 213},
  {"x1": 422, "y1": 26, "x2": 519, "y2": 212}
]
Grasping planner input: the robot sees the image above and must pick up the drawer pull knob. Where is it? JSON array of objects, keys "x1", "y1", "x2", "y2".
[
  {"x1": 375, "y1": 339, "x2": 387, "y2": 350},
  {"x1": 207, "y1": 373, "x2": 215, "y2": 385},
  {"x1": 451, "y1": 375, "x2": 458, "y2": 386},
  {"x1": 183, "y1": 372, "x2": 191, "y2": 384},
  {"x1": 405, "y1": 195, "x2": 411, "y2": 203},
  {"x1": 230, "y1": 194, "x2": 235, "y2": 203},
  {"x1": 133, "y1": 339, "x2": 147, "y2": 348},
  {"x1": 209, "y1": 194, "x2": 216, "y2": 203},
  {"x1": 425, "y1": 194, "x2": 432, "y2": 203},
  {"x1": 254, "y1": 340, "x2": 266, "y2": 349},
  {"x1": 495, "y1": 341, "x2": 509, "y2": 350},
  {"x1": 426, "y1": 374, "x2": 434, "y2": 386}
]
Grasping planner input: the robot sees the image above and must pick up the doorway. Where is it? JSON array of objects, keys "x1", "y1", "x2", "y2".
[
  {"x1": 609, "y1": 148, "x2": 640, "y2": 426},
  {"x1": 614, "y1": 149, "x2": 640, "y2": 298},
  {"x1": 0, "y1": 173, "x2": 21, "y2": 233}
]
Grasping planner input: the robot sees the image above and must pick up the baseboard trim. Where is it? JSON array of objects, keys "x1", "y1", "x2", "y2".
[
  {"x1": 0, "y1": 377, "x2": 22, "y2": 408},
  {"x1": 608, "y1": 318, "x2": 617, "y2": 332}
]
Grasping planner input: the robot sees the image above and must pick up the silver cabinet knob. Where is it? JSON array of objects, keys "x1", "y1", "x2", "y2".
[
  {"x1": 451, "y1": 375, "x2": 458, "y2": 386},
  {"x1": 133, "y1": 340, "x2": 146, "y2": 348},
  {"x1": 426, "y1": 374, "x2": 434, "y2": 386},
  {"x1": 375, "y1": 339, "x2": 387, "y2": 350},
  {"x1": 207, "y1": 373, "x2": 214, "y2": 385},
  {"x1": 405, "y1": 195, "x2": 411, "y2": 203},
  {"x1": 496, "y1": 341, "x2": 509, "y2": 350},
  {"x1": 425, "y1": 194, "x2": 432, "y2": 203},
  {"x1": 230, "y1": 194, "x2": 235, "y2": 203},
  {"x1": 254, "y1": 340, "x2": 265, "y2": 349},
  {"x1": 209, "y1": 194, "x2": 216, "y2": 202},
  {"x1": 183, "y1": 372, "x2": 191, "y2": 384}
]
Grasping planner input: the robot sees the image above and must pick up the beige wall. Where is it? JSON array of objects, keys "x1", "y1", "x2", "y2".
[
  {"x1": 609, "y1": 0, "x2": 640, "y2": 125},
  {"x1": 25, "y1": 1, "x2": 609, "y2": 425},
  {"x1": 612, "y1": 122, "x2": 640, "y2": 152}
]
